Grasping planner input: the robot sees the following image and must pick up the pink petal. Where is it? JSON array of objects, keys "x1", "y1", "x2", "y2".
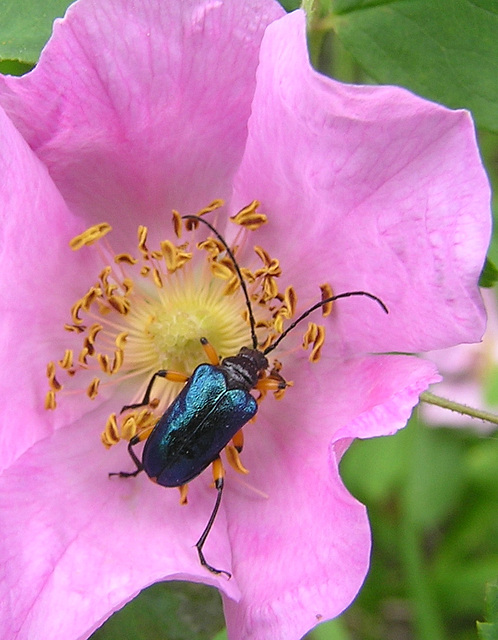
[
  {"x1": 0, "y1": 105, "x2": 98, "y2": 470},
  {"x1": 222, "y1": 353, "x2": 439, "y2": 640},
  {"x1": 0, "y1": 352, "x2": 437, "y2": 640},
  {"x1": 232, "y1": 10, "x2": 490, "y2": 354},
  {"x1": 0, "y1": 415, "x2": 240, "y2": 640},
  {"x1": 0, "y1": 0, "x2": 284, "y2": 244}
]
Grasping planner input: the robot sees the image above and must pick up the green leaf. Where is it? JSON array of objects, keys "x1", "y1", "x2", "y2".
[
  {"x1": 330, "y1": 0, "x2": 498, "y2": 132},
  {"x1": 279, "y1": 0, "x2": 302, "y2": 11},
  {"x1": 477, "y1": 582, "x2": 498, "y2": 640},
  {"x1": 340, "y1": 426, "x2": 410, "y2": 503},
  {"x1": 480, "y1": 258, "x2": 498, "y2": 288},
  {"x1": 0, "y1": 59, "x2": 33, "y2": 75},
  {"x1": 0, "y1": 0, "x2": 73, "y2": 65},
  {"x1": 90, "y1": 581, "x2": 224, "y2": 640}
]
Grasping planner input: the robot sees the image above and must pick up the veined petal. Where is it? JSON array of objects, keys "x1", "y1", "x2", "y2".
[
  {"x1": 0, "y1": 415, "x2": 241, "y2": 640},
  {"x1": 0, "y1": 0, "x2": 284, "y2": 243},
  {"x1": 0, "y1": 106, "x2": 96, "y2": 470},
  {"x1": 222, "y1": 354, "x2": 439, "y2": 640},
  {"x1": 233, "y1": 10, "x2": 490, "y2": 354}
]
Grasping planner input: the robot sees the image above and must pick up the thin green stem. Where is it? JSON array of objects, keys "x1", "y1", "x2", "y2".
[
  {"x1": 400, "y1": 421, "x2": 447, "y2": 640},
  {"x1": 420, "y1": 392, "x2": 498, "y2": 426}
]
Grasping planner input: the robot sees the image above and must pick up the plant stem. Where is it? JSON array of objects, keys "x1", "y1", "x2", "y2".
[{"x1": 420, "y1": 392, "x2": 498, "y2": 426}]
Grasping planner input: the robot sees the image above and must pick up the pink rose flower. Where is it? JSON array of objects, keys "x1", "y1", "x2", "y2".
[{"x1": 0, "y1": 1, "x2": 490, "y2": 639}]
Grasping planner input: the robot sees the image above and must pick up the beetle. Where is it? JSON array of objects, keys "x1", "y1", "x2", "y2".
[{"x1": 111, "y1": 215, "x2": 388, "y2": 577}]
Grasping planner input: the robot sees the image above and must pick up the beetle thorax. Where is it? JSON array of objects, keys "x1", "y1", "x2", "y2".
[{"x1": 221, "y1": 347, "x2": 268, "y2": 391}]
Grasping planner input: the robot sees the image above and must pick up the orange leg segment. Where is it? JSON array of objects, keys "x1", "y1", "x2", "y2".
[{"x1": 200, "y1": 337, "x2": 220, "y2": 365}]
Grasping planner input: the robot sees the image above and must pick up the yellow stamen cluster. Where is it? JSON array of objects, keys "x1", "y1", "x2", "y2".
[{"x1": 46, "y1": 200, "x2": 332, "y2": 461}]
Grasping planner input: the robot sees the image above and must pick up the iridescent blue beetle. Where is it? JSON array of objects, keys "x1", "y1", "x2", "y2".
[{"x1": 111, "y1": 215, "x2": 388, "y2": 577}]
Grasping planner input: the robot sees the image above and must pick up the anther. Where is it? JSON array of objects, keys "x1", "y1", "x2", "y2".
[
  {"x1": 283, "y1": 286, "x2": 297, "y2": 318},
  {"x1": 115, "y1": 332, "x2": 128, "y2": 349},
  {"x1": 58, "y1": 349, "x2": 74, "y2": 370},
  {"x1": 230, "y1": 201, "x2": 267, "y2": 230},
  {"x1": 88, "y1": 324, "x2": 103, "y2": 343},
  {"x1": 172, "y1": 209, "x2": 183, "y2": 238},
  {"x1": 210, "y1": 261, "x2": 234, "y2": 281},
  {"x1": 46, "y1": 361, "x2": 62, "y2": 391},
  {"x1": 108, "y1": 295, "x2": 130, "y2": 315},
  {"x1": 114, "y1": 253, "x2": 138, "y2": 265},
  {"x1": 44, "y1": 390, "x2": 56, "y2": 410},
  {"x1": 137, "y1": 226, "x2": 149, "y2": 258},
  {"x1": 98, "y1": 353, "x2": 111, "y2": 374},
  {"x1": 78, "y1": 347, "x2": 90, "y2": 367},
  {"x1": 111, "y1": 349, "x2": 124, "y2": 374},
  {"x1": 87, "y1": 377, "x2": 101, "y2": 399},
  {"x1": 101, "y1": 414, "x2": 120, "y2": 448},
  {"x1": 302, "y1": 323, "x2": 325, "y2": 362},
  {"x1": 69, "y1": 223, "x2": 112, "y2": 250},
  {"x1": 197, "y1": 199, "x2": 224, "y2": 217},
  {"x1": 320, "y1": 283, "x2": 334, "y2": 317},
  {"x1": 152, "y1": 268, "x2": 163, "y2": 288},
  {"x1": 64, "y1": 323, "x2": 85, "y2": 333}
]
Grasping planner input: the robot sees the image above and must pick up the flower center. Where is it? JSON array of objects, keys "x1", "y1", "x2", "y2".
[
  {"x1": 127, "y1": 268, "x2": 250, "y2": 376},
  {"x1": 45, "y1": 200, "x2": 328, "y2": 456}
]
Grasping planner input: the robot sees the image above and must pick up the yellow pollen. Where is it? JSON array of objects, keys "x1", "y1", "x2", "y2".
[
  {"x1": 115, "y1": 332, "x2": 128, "y2": 349},
  {"x1": 114, "y1": 253, "x2": 138, "y2": 265},
  {"x1": 283, "y1": 286, "x2": 297, "y2": 318},
  {"x1": 78, "y1": 347, "x2": 90, "y2": 367},
  {"x1": 101, "y1": 413, "x2": 120, "y2": 448},
  {"x1": 302, "y1": 322, "x2": 326, "y2": 362},
  {"x1": 88, "y1": 324, "x2": 104, "y2": 343},
  {"x1": 320, "y1": 283, "x2": 334, "y2": 317},
  {"x1": 197, "y1": 199, "x2": 225, "y2": 217},
  {"x1": 137, "y1": 226, "x2": 149, "y2": 257},
  {"x1": 69, "y1": 223, "x2": 112, "y2": 250},
  {"x1": 98, "y1": 353, "x2": 111, "y2": 374},
  {"x1": 87, "y1": 377, "x2": 100, "y2": 399},
  {"x1": 210, "y1": 260, "x2": 234, "y2": 281},
  {"x1": 45, "y1": 390, "x2": 56, "y2": 410},
  {"x1": 230, "y1": 201, "x2": 267, "y2": 230},
  {"x1": 197, "y1": 238, "x2": 225, "y2": 257},
  {"x1": 172, "y1": 210, "x2": 182, "y2": 238},
  {"x1": 64, "y1": 323, "x2": 85, "y2": 333},
  {"x1": 59, "y1": 349, "x2": 74, "y2": 370}
]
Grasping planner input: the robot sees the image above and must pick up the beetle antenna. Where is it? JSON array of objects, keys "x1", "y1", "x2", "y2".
[
  {"x1": 263, "y1": 290, "x2": 388, "y2": 356},
  {"x1": 182, "y1": 215, "x2": 258, "y2": 349}
]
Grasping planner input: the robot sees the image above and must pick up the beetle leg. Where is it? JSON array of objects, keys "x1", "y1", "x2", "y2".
[
  {"x1": 178, "y1": 484, "x2": 189, "y2": 505},
  {"x1": 195, "y1": 457, "x2": 231, "y2": 579},
  {"x1": 232, "y1": 429, "x2": 244, "y2": 453},
  {"x1": 225, "y1": 444, "x2": 249, "y2": 475},
  {"x1": 225, "y1": 429, "x2": 249, "y2": 475},
  {"x1": 121, "y1": 369, "x2": 189, "y2": 412},
  {"x1": 108, "y1": 434, "x2": 145, "y2": 478},
  {"x1": 200, "y1": 337, "x2": 219, "y2": 365},
  {"x1": 255, "y1": 373, "x2": 288, "y2": 393}
]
